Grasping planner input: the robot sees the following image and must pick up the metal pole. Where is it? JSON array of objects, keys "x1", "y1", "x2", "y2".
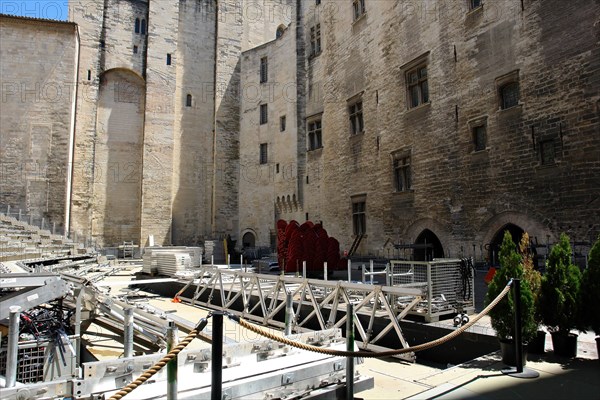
[
  {"x1": 284, "y1": 292, "x2": 294, "y2": 336},
  {"x1": 513, "y1": 278, "x2": 524, "y2": 373},
  {"x1": 211, "y1": 255, "x2": 214, "y2": 266},
  {"x1": 324, "y1": 262, "x2": 328, "y2": 281},
  {"x1": 370, "y1": 260, "x2": 374, "y2": 285},
  {"x1": 303, "y1": 261, "x2": 307, "y2": 278},
  {"x1": 6, "y1": 306, "x2": 21, "y2": 387},
  {"x1": 347, "y1": 259, "x2": 352, "y2": 282},
  {"x1": 361, "y1": 264, "x2": 365, "y2": 284},
  {"x1": 18, "y1": 209, "x2": 22, "y2": 221},
  {"x1": 211, "y1": 313, "x2": 223, "y2": 400},
  {"x1": 227, "y1": 254, "x2": 230, "y2": 268},
  {"x1": 123, "y1": 308, "x2": 134, "y2": 358},
  {"x1": 346, "y1": 303, "x2": 354, "y2": 400},
  {"x1": 167, "y1": 321, "x2": 178, "y2": 400}
]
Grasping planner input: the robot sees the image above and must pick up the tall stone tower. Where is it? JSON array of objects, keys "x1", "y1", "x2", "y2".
[{"x1": 68, "y1": 0, "x2": 292, "y2": 247}]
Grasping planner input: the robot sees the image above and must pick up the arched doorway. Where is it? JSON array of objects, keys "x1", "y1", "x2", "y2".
[
  {"x1": 487, "y1": 223, "x2": 524, "y2": 266},
  {"x1": 242, "y1": 231, "x2": 256, "y2": 248},
  {"x1": 414, "y1": 229, "x2": 444, "y2": 261}
]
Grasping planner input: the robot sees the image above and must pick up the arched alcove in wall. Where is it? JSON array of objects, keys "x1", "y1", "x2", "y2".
[
  {"x1": 414, "y1": 229, "x2": 445, "y2": 261},
  {"x1": 487, "y1": 223, "x2": 524, "y2": 266},
  {"x1": 93, "y1": 68, "x2": 145, "y2": 246},
  {"x1": 242, "y1": 231, "x2": 256, "y2": 248}
]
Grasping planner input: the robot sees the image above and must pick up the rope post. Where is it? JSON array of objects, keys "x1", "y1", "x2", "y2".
[
  {"x1": 502, "y1": 279, "x2": 539, "y2": 379},
  {"x1": 211, "y1": 312, "x2": 224, "y2": 400},
  {"x1": 284, "y1": 292, "x2": 294, "y2": 336},
  {"x1": 6, "y1": 306, "x2": 21, "y2": 388},
  {"x1": 346, "y1": 303, "x2": 355, "y2": 400},
  {"x1": 513, "y1": 278, "x2": 524, "y2": 373},
  {"x1": 123, "y1": 308, "x2": 134, "y2": 358},
  {"x1": 166, "y1": 321, "x2": 178, "y2": 400}
]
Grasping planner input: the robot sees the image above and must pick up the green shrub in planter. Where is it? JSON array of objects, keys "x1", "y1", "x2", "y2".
[
  {"x1": 578, "y1": 236, "x2": 600, "y2": 336},
  {"x1": 539, "y1": 233, "x2": 581, "y2": 357},
  {"x1": 539, "y1": 233, "x2": 581, "y2": 334},
  {"x1": 485, "y1": 231, "x2": 537, "y2": 343}
]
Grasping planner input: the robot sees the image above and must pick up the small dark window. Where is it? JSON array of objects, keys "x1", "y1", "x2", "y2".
[
  {"x1": 280, "y1": 116, "x2": 286, "y2": 132},
  {"x1": 352, "y1": 199, "x2": 366, "y2": 235},
  {"x1": 470, "y1": 0, "x2": 482, "y2": 10},
  {"x1": 353, "y1": 0, "x2": 366, "y2": 21},
  {"x1": 473, "y1": 125, "x2": 486, "y2": 151},
  {"x1": 186, "y1": 94, "x2": 192, "y2": 107},
  {"x1": 260, "y1": 57, "x2": 268, "y2": 83},
  {"x1": 276, "y1": 163, "x2": 280, "y2": 173},
  {"x1": 135, "y1": 18, "x2": 140, "y2": 33},
  {"x1": 87, "y1": 70, "x2": 91, "y2": 81},
  {"x1": 276, "y1": 26, "x2": 285, "y2": 39},
  {"x1": 260, "y1": 143, "x2": 268, "y2": 164},
  {"x1": 308, "y1": 120, "x2": 322, "y2": 150},
  {"x1": 133, "y1": 45, "x2": 138, "y2": 54},
  {"x1": 260, "y1": 104, "x2": 268, "y2": 125},
  {"x1": 349, "y1": 101, "x2": 364, "y2": 135},
  {"x1": 540, "y1": 140, "x2": 555, "y2": 165},
  {"x1": 100, "y1": 40, "x2": 105, "y2": 48},
  {"x1": 316, "y1": 0, "x2": 321, "y2": 5},
  {"x1": 407, "y1": 64, "x2": 429, "y2": 109},
  {"x1": 141, "y1": 19, "x2": 146, "y2": 35},
  {"x1": 306, "y1": 213, "x2": 309, "y2": 221},
  {"x1": 310, "y1": 24, "x2": 321, "y2": 56},
  {"x1": 167, "y1": 54, "x2": 172, "y2": 65},
  {"x1": 500, "y1": 82, "x2": 519, "y2": 109},
  {"x1": 393, "y1": 155, "x2": 411, "y2": 192}
]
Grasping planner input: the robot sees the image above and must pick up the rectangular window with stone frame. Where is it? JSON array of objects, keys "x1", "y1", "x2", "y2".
[
  {"x1": 310, "y1": 24, "x2": 321, "y2": 56},
  {"x1": 260, "y1": 57, "x2": 268, "y2": 83},
  {"x1": 352, "y1": 196, "x2": 366, "y2": 235},
  {"x1": 540, "y1": 139, "x2": 555, "y2": 165},
  {"x1": 469, "y1": 0, "x2": 482, "y2": 10},
  {"x1": 406, "y1": 63, "x2": 429, "y2": 109},
  {"x1": 353, "y1": 0, "x2": 366, "y2": 21},
  {"x1": 260, "y1": 103, "x2": 268, "y2": 125},
  {"x1": 308, "y1": 119, "x2": 322, "y2": 150},
  {"x1": 496, "y1": 70, "x2": 520, "y2": 110},
  {"x1": 393, "y1": 153, "x2": 411, "y2": 192},
  {"x1": 259, "y1": 143, "x2": 268, "y2": 164},
  {"x1": 473, "y1": 125, "x2": 486, "y2": 151},
  {"x1": 348, "y1": 99, "x2": 364, "y2": 135}
]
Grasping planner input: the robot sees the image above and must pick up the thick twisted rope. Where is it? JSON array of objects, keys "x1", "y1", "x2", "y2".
[
  {"x1": 108, "y1": 318, "x2": 209, "y2": 400},
  {"x1": 231, "y1": 281, "x2": 513, "y2": 358}
]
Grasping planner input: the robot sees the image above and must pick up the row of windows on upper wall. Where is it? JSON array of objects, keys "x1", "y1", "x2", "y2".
[
  {"x1": 134, "y1": 18, "x2": 147, "y2": 35},
  {"x1": 405, "y1": 58, "x2": 520, "y2": 111}
]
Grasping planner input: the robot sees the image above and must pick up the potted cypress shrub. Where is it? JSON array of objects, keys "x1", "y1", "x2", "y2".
[
  {"x1": 578, "y1": 236, "x2": 600, "y2": 359},
  {"x1": 539, "y1": 233, "x2": 582, "y2": 358},
  {"x1": 520, "y1": 233, "x2": 545, "y2": 354},
  {"x1": 485, "y1": 231, "x2": 537, "y2": 366}
]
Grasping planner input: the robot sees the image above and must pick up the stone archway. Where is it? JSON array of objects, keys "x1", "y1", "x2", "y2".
[
  {"x1": 92, "y1": 68, "x2": 145, "y2": 246},
  {"x1": 242, "y1": 231, "x2": 256, "y2": 248},
  {"x1": 414, "y1": 229, "x2": 445, "y2": 261},
  {"x1": 487, "y1": 223, "x2": 524, "y2": 266}
]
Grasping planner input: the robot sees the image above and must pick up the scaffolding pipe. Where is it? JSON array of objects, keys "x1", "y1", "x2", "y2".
[
  {"x1": 123, "y1": 308, "x2": 134, "y2": 358},
  {"x1": 284, "y1": 292, "x2": 294, "y2": 336},
  {"x1": 166, "y1": 321, "x2": 178, "y2": 400},
  {"x1": 347, "y1": 259, "x2": 351, "y2": 282},
  {"x1": 6, "y1": 306, "x2": 21, "y2": 388}
]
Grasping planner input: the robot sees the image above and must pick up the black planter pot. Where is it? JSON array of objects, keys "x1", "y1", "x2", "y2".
[
  {"x1": 528, "y1": 330, "x2": 547, "y2": 354},
  {"x1": 499, "y1": 339, "x2": 528, "y2": 367},
  {"x1": 551, "y1": 332, "x2": 578, "y2": 358}
]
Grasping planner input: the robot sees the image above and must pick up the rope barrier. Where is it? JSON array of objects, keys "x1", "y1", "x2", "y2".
[
  {"x1": 229, "y1": 281, "x2": 513, "y2": 358},
  {"x1": 108, "y1": 318, "x2": 209, "y2": 400},
  {"x1": 109, "y1": 280, "x2": 512, "y2": 398}
]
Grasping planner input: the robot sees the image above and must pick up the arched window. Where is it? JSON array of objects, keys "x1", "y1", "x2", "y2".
[
  {"x1": 186, "y1": 94, "x2": 192, "y2": 107},
  {"x1": 135, "y1": 18, "x2": 140, "y2": 34},
  {"x1": 141, "y1": 19, "x2": 146, "y2": 35},
  {"x1": 276, "y1": 25, "x2": 285, "y2": 39}
]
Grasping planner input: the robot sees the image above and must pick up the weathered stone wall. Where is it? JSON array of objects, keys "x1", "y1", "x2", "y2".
[
  {"x1": 239, "y1": 16, "x2": 301, "y2": 247},
  {"x1": 304, "y1": 0, "x2": 600, "y2": 260},
  {"x1": 0, "y1": 16, "x2": 77, "y2": 232},
  {"x1": 171, "y1": 0, "x2": 216, "y2": 245}
]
